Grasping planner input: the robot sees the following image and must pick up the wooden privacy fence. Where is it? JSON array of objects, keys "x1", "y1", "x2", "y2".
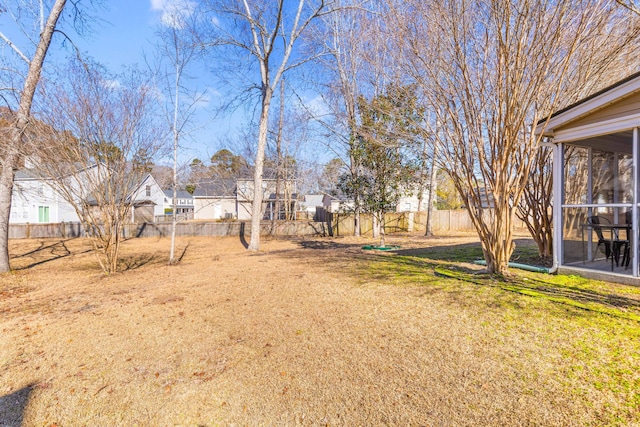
[
  {"x1": 8, "y1": 210, "x2": 528, "y2": 240},
  {"x1": 8, "y1": 220, "x2": 329, "y2": 239},
  {"x1": 327, "y1": 210, "x2": 527, "y2": 236}
]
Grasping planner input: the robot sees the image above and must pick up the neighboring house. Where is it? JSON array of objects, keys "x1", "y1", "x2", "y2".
[
  {"x1": 236, "y1": 178, "x2": 297, "y2": 220},
  {"x1": 10, "y1": 165, "x2": 165, "y2": 224},
  {"x1": 299, "y1": 194, "x2": 325, "y2": 219},
  {"x1": 396, "y1": 187, "x2": 431, "y2": 212},
  {"x1": 323, "y1": 194, "x2": 354, "y2": 213},
  {"x1": 10, "y1": 164, "x2": 103, "y2": 224},
  {"x1": 162, "y1": 189, "x2": 194, "y2": 215},
  {"x1": 127, "y1": 174, "x2": 166, "y2": 223},
  {"x1": 193, "y1": 179, "x2": 237, "y2": 220},
  {"x1": 192, "y1": 178, "x2": 298, "y2": 220},
  {"x1": 468, "y1": 187, "x2": 495, "y2": 209}
]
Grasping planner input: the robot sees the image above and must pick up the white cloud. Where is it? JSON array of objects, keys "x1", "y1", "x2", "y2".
[
  {"x1": 150, "y1": 0, "x2": 196, "y2": 29},
  {"x1": 303, "y1": 95, "x2": 331, "y2": 118},
  {"x1": 194, "y1": 87, "x2": 222, "y2": 109},
  {"x1": 102, "y1": 79, "x2": 122, "y2": 90}
]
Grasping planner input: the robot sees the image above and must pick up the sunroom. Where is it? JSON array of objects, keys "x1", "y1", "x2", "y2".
[{"x1": 538, "y1": 72, "x2": 640, "y2": 284}]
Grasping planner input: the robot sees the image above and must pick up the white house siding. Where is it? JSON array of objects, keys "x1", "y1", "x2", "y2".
[
  {"x1": 396, "y1": 190, "x2": 430, "y2": 212},
  {"x1": 10, "y1": 180, "x2": 80, "y2": 224},
  {"x1": 129, "y1": 175, "x2": 165, "y2": 218},
  {"x1": 193, "y1": 198, "x2": 236, "y2": 220}
]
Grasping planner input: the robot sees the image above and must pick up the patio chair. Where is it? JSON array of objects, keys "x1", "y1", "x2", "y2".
[
  {"x1": 587, "y1": 216, "x2": 612, "y2": 260},
  {"x1": 622, "y1": 211, "x2": 633, "y2": 268},
  {"x1": 587, "y1": 215, "x2": 629, "y2": 267}
]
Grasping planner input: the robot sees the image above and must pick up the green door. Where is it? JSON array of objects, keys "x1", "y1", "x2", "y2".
[{"x1": 38, "y1": 206, "x2": 49, "y2": 223}]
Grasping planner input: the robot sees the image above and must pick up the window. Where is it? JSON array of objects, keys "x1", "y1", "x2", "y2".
[
  {"x1": 145, "y1": 185, "x2": 151, "y2": 197},
  {"x1": 38, "y1": 206, "x2": 49, "y2": 223}
]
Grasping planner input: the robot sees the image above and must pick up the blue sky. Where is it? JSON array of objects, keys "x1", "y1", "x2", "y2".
[
  {"x1": 73, "y1": 0, "x2": 329, "y2": 166},
  {"x1": 72, "y1": 0, "x2": 227, "y2": 165},
  {"x1": 1, "y1": 0, "x2": 331, "y2": 168}
]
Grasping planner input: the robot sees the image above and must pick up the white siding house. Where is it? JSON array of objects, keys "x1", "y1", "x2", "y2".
[
  {"x1": 10, "y1": 166, "x2": 165, "y2": 224},
  {"x1": 10, "y1": 166, "x2": 100, "y2": 224},
  {"x1": 128, "y1": 174, "x2": 165, "y2": 222},
  {"x1": 162, "y1": 190, "x2": 194, "y2": 215}
]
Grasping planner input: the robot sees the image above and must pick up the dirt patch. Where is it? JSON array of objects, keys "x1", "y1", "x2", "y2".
[{"x1": 0, "y1": 234, "x2": 637, "y2": 426}]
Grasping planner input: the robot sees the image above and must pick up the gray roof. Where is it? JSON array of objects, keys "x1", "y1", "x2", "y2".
[
  {"x1": 14, "y1": 169, "x2": 39, "y2": 180},
  {"x1": 163, "y1": 189, "x2": 193, "y2": 199},
  {"x1": 192, "y1": 179, "x2": 237, "y2": 198}
]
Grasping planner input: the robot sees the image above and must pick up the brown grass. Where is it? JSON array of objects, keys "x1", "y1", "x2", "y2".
[{"x1": 1, "y1": 234, "x2": 639, "y2": 426}]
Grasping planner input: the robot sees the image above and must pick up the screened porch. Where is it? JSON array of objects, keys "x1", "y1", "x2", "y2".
[
  {"x1": 559, "y1": 130, "x2": 638, "y2": 278},
  {"x1": 539, "y1": 71, "x2": 640, "y2": 284}
]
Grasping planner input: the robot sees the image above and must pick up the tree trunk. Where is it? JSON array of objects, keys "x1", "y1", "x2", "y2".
[
  {"x1": 425, "y1": 147, "x2": 438, "y2": 237},
  {"x1": 372, "y1": 214, "x2": 379, "y2": 240},
  {"x1": 271, "y1": 80, "x2": 285, "y2": 235},
  {"x1": 349, "y1": 152, "x2": 361, "y2": 237},
  {"x1": 378, "y1": 212, "x2": 386, "y2": 247},
  {"x1": 0, "y1": 0, "x2": 67, "y2": 272},
  {"x1": 169, "y1": 59, "x2": 181, "y2": 264},
  {"x1": 249, "y1": 85, "x2": 272, "y2": 251},
  {"x1": 477, "y1": 200, "x2": 515, "y2": 275},
  {"x1": 0, "y1": 154, "x2": 17, "y2": 272}
]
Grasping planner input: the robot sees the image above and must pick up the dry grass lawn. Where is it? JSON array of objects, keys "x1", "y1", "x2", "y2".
[{"x1": 1, "y1": 233, "x2": 639, "y2": 426}]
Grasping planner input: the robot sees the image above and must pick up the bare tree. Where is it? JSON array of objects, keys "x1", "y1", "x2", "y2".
[
  {"x1": 153, "y1": 0, "x2": 205, "y2": 264},
  {"x1": 201, "y1": 0, "x2": 332, "y2": 250},
  {"x1": 516, "y1": 8, "x2": 640, "y2": 258},
  {"x1": 33, "y1": 62, "x2": 165, "y2": 273},
  {"x1": 0, "y1": 0, "x2": 69, "y2": 272},
  {"x1": 395, "y1": 0, "x2": 636, "y2": 274}
]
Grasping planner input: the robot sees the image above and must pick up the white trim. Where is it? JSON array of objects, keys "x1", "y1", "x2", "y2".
[
  {"x1": 552, "y1": 113, "x2": 640, "y2": 143},
  {"x1": 633, "y1": 128, "x2": 639, "y2": 277},
  {"x1": 542, "y1": 76, "x2": 640, "y2": 132},
  {"x1": 562, "y1": 203, "x2": 632, "y2": 208},
  {"x1": 553, "y1": 143, "x2": 563, "y2": 268}
]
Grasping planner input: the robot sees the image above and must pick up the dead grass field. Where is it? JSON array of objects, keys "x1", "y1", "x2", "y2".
[{"x1": 1, "y1": 233, "x2": 639, "y2": 426}]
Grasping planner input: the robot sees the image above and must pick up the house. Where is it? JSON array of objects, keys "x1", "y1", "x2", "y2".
[
  {"x1": 127, "y1": 174, "x2": 165, "y2": 223},
  {"x1": 192, "y1": 178, "x2": 237, "y2": 220},
  {"x1": 396, "y1": 186, "x2": 432, "y2": 212},
  {"x1": 192, "y1": 178, "x2": 298, "y2": 221},
  {"x1": 10, "y1": 164, "x2": 165, "y2": 224},
  {"x1": 322, "y1": 194, "x2": 354, "y2": 213},
  {"x1": 535, "y1": 70, "x2": 640, "y2": 283},
  {"x1": 236, "y1": 178, "x2": 297, "y2": 220},
  {"x1": 299, "y1": 194, "x2": 325, "y2": 219},
  {"x1": 162, "y1": 189, "x2": 194, "y2": 216},
  {"x1": 10, "y1": 165, "x2": 94, "y2": 224}
]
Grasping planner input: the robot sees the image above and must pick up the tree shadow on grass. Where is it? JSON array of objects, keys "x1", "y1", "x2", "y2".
[
  {"x1": 381, "y1": 252, "x2": 640, "y2": 318},
  {"x1": 176, "y1": 242, "x2": 190, "y2": 263},
  {"x1": 392, "y1": 242, "x2": 484, "y2": 263},
  {"x1": 392, "y1": 238, "x2": 549, "y2": 267},
  {"x1": 296, "y1": 240, "x2": 365, "y2": 251},
  {"x1": 10, "y1": 239, "x2": 92, "y2": 270},
  {"x1": 0, "y1": 384, "x2": 33, "y2": 427},
  {"x1": 118, "y1": 253, "x2": 164, "y2": 271}
]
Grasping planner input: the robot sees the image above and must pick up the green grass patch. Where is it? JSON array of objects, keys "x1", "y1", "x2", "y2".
[{"x1": 356, "y1": 248, "x2": 640, "y2": 426}]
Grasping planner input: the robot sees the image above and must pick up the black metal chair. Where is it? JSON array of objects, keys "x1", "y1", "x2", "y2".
[
  {"x1": 622, "y1": 211, "x2": 632, "y2": 268},
  {"x1": 587, "y1": 216, "x2": 612, "y2": 260}
]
